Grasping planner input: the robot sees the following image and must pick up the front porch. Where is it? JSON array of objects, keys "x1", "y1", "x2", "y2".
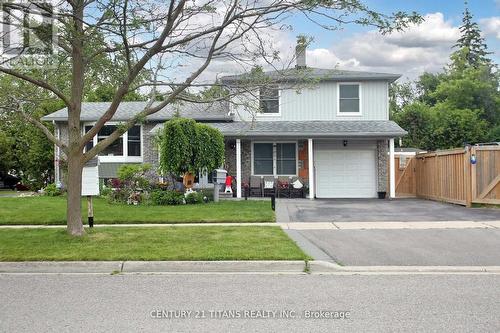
[
  {"x1": 150, "y1": 120, "x2": 404, "y2": 199},
  {"x1": 223, "y1": 137, "x2": 397, "y2": 200}
]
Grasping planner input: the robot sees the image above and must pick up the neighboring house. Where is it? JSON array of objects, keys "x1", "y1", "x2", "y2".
[{"x1": 42, "y1": 42, "x2": 406, "y2": 199}]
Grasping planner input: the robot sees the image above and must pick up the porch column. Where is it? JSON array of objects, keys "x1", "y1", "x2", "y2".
[
  {"x1": 308, "y1": 138, "x2": 315, "y2": 200},
  {"x1": 389, "y1": 138, "x2": 396, "y2": 199},
  {"x1": 236, "y1": 138, "x2": 242, "y2": 198}
]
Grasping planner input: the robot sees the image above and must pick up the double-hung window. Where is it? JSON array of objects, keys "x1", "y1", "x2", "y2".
[
  {"x1": 97, "y1": 125, "x2": 123, "y2": 156},
  {"x1": 127, "y1": 126, "x2": 141, "y2": 157},
  {"x1": 259, "y1": 86, "x2": 280, "y2": 114},
  {"x1": 253, "y1": 143, "x2": 274, "y2": 175},
  {"x1": 253, "y1": 142, "x2": 297, "y2": 176},
  {"x1": 276, "y1": 143, "x2": 296, "y2": 175},
  {"x1": 338, "y1": 83, "x2": 361, "y2": 115}
]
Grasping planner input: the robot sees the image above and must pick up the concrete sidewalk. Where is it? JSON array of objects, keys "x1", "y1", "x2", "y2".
[
  {"x1": 0, "y1": 223, "x2": 277, "y2": 229},
  {"x1": 1, "y1": 221, "x2": 498, "y2": 230},
  {"x1": 281, "y1": 220, "x2": 500, "y2": 230}
]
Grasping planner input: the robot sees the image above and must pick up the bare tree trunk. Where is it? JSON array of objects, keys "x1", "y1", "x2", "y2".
[{"x1": 66, "y1": 152, "x2": 84, "y2": 236}]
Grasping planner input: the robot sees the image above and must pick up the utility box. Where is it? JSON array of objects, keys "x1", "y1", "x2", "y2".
[{"x1": 81, "y1": 158, "x2": 99, "y2": 196}]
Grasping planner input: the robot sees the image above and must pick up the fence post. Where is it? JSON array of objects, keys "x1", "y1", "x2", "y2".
[{"x1": 464, "y1": 146, "x2": 472, "y2": 208}]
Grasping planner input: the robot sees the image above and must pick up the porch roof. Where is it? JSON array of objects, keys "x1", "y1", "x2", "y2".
[{"x1": 150, "y1": 120, "x2": 407, "y2": 138}]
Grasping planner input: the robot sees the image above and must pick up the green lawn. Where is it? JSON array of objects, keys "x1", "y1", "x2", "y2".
[
  {"x1": 0, "y1": 227, "x2": 307, "y2": 261},
  {"x1": 0, "y1": 196, "x2": 275, "y2": 225}
]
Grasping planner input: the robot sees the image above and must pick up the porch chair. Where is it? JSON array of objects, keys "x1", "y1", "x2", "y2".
[
  {"x1": 249, "y1": 176, "x2": 263, "y2": 197},
  {"x1": 276, "y1": 176, "x2": 291, "y2": 198},
  {"x1": 289, "y1": 176, "x2": 305, "y2": 198},
  {"x1": 263, "y1": 176, "x2": 276, "y2": 197}
]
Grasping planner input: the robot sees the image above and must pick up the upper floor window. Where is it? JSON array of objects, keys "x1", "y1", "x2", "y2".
[
  {"x1": 259, "y1": 87, "x2": 279, "y2": 114},
  {"x1": 338, "y1": 83, "x2": 360, "y2": 115},
  {"x1": 84, "y1": 124, "x2": 141, "y2": 157}
]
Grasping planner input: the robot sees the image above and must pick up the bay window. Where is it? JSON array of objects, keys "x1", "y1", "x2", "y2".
[
  {"x1": 253, "y1": 142, "x2": 297, "y2": 176},
  {"x1": 83, "y1": 124, "x2": 142, "y2": 160}
]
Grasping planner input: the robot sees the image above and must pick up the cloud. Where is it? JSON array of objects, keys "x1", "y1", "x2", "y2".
[
  {"x1": 305, "y1": 13, "x2": 460, "y2": 80},
  {"x1": 158, "y1": 12, "x2": 465, "y2": 86},
  {"x1": 480, "y1": 17, "x2": 500, "y2": 39}
]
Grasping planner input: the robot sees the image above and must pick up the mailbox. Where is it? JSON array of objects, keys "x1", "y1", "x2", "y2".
[
  {"x1": 212, "y1": 169, "x2": 227, "y2": 203},
  {"x1": 212, "y1": 169, "x2": 227, "y2": 184}
]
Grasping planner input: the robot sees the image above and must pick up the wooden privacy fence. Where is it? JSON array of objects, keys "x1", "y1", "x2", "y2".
[
  {"x1": 471, "y1": 146, "x2": 500, "y2": 205},
  {"x1": 390, "y1": 156, "x2": 417, "y2": 197},
  {"x1": 391, "y1": 146, "x2": 500, "y2": 207}
]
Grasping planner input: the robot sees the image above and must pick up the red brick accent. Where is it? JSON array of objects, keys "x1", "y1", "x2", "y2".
[{"x1": 298, "y1": 140, "x2": 308, "y2": 180}]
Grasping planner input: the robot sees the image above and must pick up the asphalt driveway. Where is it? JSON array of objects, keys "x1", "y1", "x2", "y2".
[
  {"x1": 277, "y1": 198, "x2": 500, "y2": 222},
  {"x1": 297, "y1": 228, "x2": 500, "y2": 266}
]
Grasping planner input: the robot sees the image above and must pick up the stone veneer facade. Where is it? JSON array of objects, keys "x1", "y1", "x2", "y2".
[
  {"x1": 55, "y1": 122, "x2": 389, "y2": 195},
  {"x1": 223, "y1": 139, "x2": 310, "y2": 187},
  {"x1": 376, "y1": 139, "x2": 388, "y2": 192}
]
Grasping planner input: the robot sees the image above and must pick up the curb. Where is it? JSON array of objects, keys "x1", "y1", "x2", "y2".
[
  {"x1": 0, "y1": 261, "x2": 307, "y2": 274},
  {"x1": 0, "y1": 261, "x2": 123, "y2": 273},
  {"x1": 310, "y1": 261, "x2": 500, "y2": 274},
  {"x1": 122, "y1": 261, "x2": 306, "y2": 273},
  {"x1": 1, "y1": 260, "x2": 500, "y2": 274}
]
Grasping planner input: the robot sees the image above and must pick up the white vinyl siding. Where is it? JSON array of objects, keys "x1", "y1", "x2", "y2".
[{"x1": 233, "y1": 81, "x2": 389, "y2": 121}]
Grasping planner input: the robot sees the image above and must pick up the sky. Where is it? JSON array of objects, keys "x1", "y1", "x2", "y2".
[
  {"x1": 198, "y1": 0, "x2": 499, "y2": 83},
  {"x1": 285, "y1": 0, "x2": 500, "y2": 81}
]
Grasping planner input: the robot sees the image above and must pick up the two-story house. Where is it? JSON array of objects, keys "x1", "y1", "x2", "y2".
[{"x1": 43, "y1": 42, "x2": 405, "y2": 199}]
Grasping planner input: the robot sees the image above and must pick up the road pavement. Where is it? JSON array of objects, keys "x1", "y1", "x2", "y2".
[{"x1": 1, "y1": 273, "x2": 499, "y2": 332}]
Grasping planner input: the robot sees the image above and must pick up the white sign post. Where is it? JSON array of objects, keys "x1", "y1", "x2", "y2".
[{"x1": 82, "y1": 158, "x2": 99, "y2": 227}]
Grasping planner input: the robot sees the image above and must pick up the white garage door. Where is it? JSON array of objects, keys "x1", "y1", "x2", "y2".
[{"x1": 315, "y1": 146, "x2": 377, "y2": 198}]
